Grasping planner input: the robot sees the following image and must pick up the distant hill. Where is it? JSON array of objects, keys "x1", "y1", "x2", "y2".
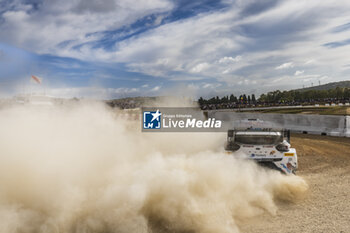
[{"x1": 295, "y1": 80, "x2": 350, "y2": 92}]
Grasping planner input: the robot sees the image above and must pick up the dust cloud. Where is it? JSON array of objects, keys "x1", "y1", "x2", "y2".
[{"x1": 0, "y1": 103, "x2": 308, "y2": 233}]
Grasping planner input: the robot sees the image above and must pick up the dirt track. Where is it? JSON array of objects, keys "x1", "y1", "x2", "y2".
[{"x1": 240, "y1": 134, "x2": 350, "y2": 233}]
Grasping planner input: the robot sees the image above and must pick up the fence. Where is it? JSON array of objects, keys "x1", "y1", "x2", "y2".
[{"x1": 207, "y1": 111, "x2": 349, "y2": 137}]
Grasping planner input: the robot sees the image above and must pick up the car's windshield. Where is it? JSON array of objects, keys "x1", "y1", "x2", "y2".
[{"x1": 234, "y1": 133, "x2": 283, "y2": 145}]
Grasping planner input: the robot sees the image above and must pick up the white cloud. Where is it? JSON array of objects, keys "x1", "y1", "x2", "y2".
[
  {"x1": 275, "y1": 62, "x2": 294, "y2": 70},
  {"x1": 154, "y1": 14, "x2": 165, "y2": 26},
  {"x1": 294, "y1": 70, "x2": 305, "y2": 76},
  {"x1": 46, "y1": 86, "x2": 141, "y2": 99},
  {"x1": 218, "y1": 56, "x2": 242, "y2": 63},
  {"x1": 107, "y1": 0, "x2": 350, "y2": 88},
  {"x1": 202, "y1": 83, "x2": 221, "y2": 89},
  {"x1": 190, "y1": 63, "x2": 210, "y2": 73},
  {"x1": 111, "y1": 8, "x2": 243, "y2": 78},
  {"x1": 151, "y1": 86, "x2": 161, "y2": 91},
  {"x1": 0, "y1": 0, "x2": 174, "y2": 55},
  {"x1": 46, "y1": 84, "x2": 164, "y2": 99},
  {"x1": 3, "y1": 0, "x2": 350, "y2": 95},
  {"x1": 304, "y1": 59, "x2": 316, "y2": 65}
]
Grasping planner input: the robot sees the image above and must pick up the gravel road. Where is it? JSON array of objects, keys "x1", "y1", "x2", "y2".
[{"x1": 240, "y1": 134, "x2": 350, "y2": 233}]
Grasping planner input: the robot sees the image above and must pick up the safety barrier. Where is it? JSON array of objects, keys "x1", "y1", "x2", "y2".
[{"x1": 207, "y1": 111, "x2": 350, "y2": 137}]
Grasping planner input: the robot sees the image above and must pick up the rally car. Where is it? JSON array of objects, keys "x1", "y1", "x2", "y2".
[{"x1": 225, "y1": 120, "x2": 298, "y2": 174}]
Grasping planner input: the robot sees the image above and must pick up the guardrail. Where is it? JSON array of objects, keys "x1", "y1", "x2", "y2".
[{"x1": 207, "y1": 111, "x2": 350, "y2": 137}]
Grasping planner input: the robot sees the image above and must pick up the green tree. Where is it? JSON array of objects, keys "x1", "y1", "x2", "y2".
[
  {"x1": 252, "y1": 94, "x2": 256, "y2": 103},
  {"x1": 229, "y1": 94, "x2": 235, "y2": 102},
  {"x1": 198, "y1": 97, "x2": 204, "y2": 105}
]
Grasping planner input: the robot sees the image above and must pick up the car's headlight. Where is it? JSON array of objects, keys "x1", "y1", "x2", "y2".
[{"x1": 225, "y1": 142, "x2": 240, "y2": 151}]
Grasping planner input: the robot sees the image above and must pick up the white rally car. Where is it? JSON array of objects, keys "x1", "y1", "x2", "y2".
[{"x1": 225, "y1": 121, "x2": 298, "y2": 174}]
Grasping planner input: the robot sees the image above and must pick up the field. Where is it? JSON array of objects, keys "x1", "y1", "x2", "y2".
[{"x1": 240, "y1": 134, "x2": 350, "y2": 233}]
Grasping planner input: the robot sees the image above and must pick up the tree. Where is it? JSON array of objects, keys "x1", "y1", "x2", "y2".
[
  {"x1": 335, "y1": 87, "x2": 343, "y2": 99},
  {"x1": 221, "y1": 96, "x2": 228, "y2": 103},
  {"x1": 243, "y1": 94, "x2": 247, "y2": 103},
  {"x1": 198, "y1": 86, "x2": 348, "y2": 108},
  {"x1": 344, "y1": 88, "x2": 350, "y2": 99},
  {"x1": 229, "y1": 94, "x2": 235, "y2": 102},
  {"x1": 259, "y1": 94, "x2": 267, "y2": 103},
  {"x1": 252, "y1": 94, "x2": 256, "y2": 103}
]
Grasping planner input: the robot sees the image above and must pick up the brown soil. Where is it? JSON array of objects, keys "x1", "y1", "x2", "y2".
[{"x1": 240, "y1": 133, "x2": 350, "y2": 233}]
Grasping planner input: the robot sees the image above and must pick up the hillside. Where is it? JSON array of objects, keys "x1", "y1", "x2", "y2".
[{"x1": 295, "y1": 80, "x2": 350, "y2": 92}]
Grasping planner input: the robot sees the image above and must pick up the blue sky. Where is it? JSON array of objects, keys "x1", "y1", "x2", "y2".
[{"x1": 1, "y1": 0, "x2": 350, "y2": 99}]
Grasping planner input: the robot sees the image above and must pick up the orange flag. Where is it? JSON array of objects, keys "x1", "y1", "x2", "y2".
[{"x1": 31, "y1": 75, "x2": 41, "y2": 84}]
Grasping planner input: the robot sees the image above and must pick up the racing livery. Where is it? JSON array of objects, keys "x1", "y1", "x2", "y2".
[{"x1": 225, "y1": 119, "x2": 298, "y2": 174}]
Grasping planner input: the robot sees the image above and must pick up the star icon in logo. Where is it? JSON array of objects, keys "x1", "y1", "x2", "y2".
[{"x1": 150, "y1": 109, "x2": 161, "y2": 122}]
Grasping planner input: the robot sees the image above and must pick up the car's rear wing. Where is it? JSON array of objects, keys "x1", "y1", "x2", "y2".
[{"x1": 227, "y1": 129, "x2": 291, "y2": 143}]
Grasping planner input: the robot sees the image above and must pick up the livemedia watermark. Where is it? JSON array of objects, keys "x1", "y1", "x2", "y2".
[{"x1": 142, "y1": 107, "x2": 224, "y2": 132}]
